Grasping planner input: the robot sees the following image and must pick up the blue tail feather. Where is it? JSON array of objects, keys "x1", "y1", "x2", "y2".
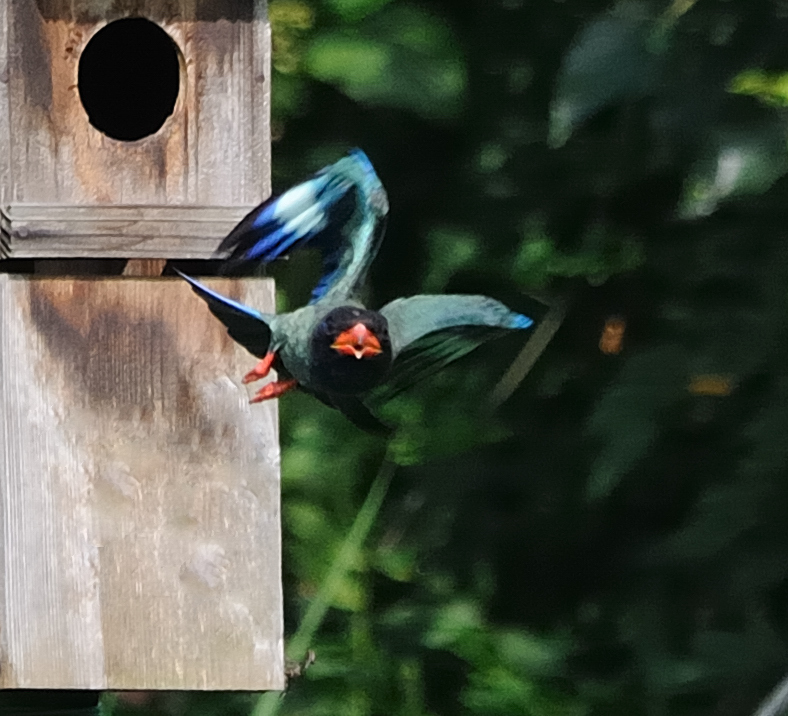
[{"x1": 175, "y1": 270, "x2": 266, "y2": 321}]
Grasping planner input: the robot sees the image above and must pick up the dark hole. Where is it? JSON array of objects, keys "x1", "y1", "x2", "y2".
[{"x1": 78, "y1": 18, "x2": 180, "y2": 141}]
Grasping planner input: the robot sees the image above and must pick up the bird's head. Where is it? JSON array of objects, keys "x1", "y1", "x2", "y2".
[{"x1": 311, "y1": 307, "x2": 392, "y2": 394}]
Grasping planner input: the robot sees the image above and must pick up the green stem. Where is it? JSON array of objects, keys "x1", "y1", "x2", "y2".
[
  {"x1": 253, "y1": 456, "x2": 397, "y2": 716},
  {"x1": 489, "y1": 297, "x2": 567, "y2": 409}
]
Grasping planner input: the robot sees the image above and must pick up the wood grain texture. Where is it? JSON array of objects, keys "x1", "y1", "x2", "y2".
[
  {"x1": 0, "y1": 275, "x2": 284, "y2": 690},
  {"x1": 0, "y1": 0, "x2": 271, "y2": 258},
  {"x1": 1, "y1": 205, "x2": 258, "y2": 258},
  {"x1": 0, "y1": 0, "x2": 10, "y2": 210}
]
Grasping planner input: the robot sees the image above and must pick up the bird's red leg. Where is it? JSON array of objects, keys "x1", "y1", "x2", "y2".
[
  {"x1": 250, "y1": 379, "x2": 298, "y2": 404},
  {"x1": 243, "y1": 352, "x2": 277, "y2": 384}
]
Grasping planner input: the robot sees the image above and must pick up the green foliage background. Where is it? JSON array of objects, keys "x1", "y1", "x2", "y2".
[{"x1": 112, "y1": 1, "x2": 788, "y2": 714}]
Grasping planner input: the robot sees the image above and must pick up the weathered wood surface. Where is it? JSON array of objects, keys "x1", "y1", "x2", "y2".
[
  {"x1": 1, "y1": 205, "x2": 257, "y2": 258},
  {"x1": 0, "y1": 0, "x2": 270, "y2": 257},
  {"x1": 0, "y1": 274, "x2": 284, "y2": 690}
]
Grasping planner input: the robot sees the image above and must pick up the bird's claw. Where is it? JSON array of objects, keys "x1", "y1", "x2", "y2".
[
  {"x1": 243, "y1": 352, "x2": 277, "y2": 384},
  {"x1": 244, "y1": 352, "x2": 297, "y2": 403},
  {"x1": 250, "y1": 379, "x2": 298, "y2": 404}
]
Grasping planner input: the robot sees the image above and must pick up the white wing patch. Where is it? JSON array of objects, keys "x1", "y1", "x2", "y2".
[{"x1": 272, "y1": 176, "x2": 328, "y2": 222}]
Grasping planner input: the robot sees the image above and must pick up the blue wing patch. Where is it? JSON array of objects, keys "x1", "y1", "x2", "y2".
[
  {"x1": 219, "y1": 172, "x2": 351, "y2": 265},
  {"x1": 216, "y1": 148, "x2": 388, "y2": 305}
]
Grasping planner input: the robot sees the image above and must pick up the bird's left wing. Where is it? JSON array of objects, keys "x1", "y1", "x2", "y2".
[
  {"x1": 176, "y1": 270, "x2": 274, "y2": 358},
  {"x1": 374, "y1": 295, "x2": 533, "y2": 400},
  {"x1": 218, "y1": 148, "x2": 389, "y2": 304}
]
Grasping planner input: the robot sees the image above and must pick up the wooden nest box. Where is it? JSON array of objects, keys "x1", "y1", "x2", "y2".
[{"x1": 0, "y1": 0, "x2": 284, "y2": 691}]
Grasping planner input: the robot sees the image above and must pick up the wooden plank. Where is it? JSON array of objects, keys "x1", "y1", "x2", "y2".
[
  {"x1": 3, "y1": 0, "x2": 270, "y2": 254},
  {"x1": 0, "y1": 275, "x2": 284, "y2": 690},
  {"x1": 5, "y1": 205, "x2": 259, "y2": 222},
  {"x1": 4, "y1": 236, "x2": 233, "y2": 260},
  {"x1": 0, "y1": 0, "x2": 10, "y2": 209},
  {"x1": 189, "y1": 5, "x2": 270, "y2": 206},
  {"x1": 1, "y1": 204, "x2": 257, "y2": 259},
  {"x1": 252, "y1": 0, "x2": 272, "y2": 203}
]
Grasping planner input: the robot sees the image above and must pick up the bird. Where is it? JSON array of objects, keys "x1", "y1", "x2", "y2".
[{"x1": 176, "y1": 148, "x2": 533, "y2": 435}]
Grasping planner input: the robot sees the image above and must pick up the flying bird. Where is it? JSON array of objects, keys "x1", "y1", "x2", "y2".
[{"x1": 177, "y1": 149, "x2": 533, "y2": 434}]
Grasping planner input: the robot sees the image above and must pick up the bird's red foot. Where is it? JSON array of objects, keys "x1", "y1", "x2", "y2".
[
  {"x1": 250, "y1": 379, "x2": 298, "y2": 404},
  {"x1": 243, "y1": 352, "x2": 277, "y2": 384}
]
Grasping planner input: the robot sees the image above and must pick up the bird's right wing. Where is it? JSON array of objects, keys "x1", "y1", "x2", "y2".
[
  {"x1": 176, "y1": 270, "x2": 274, "y2": 358},
  {"x1": 218, "y1": 148, "x2": 389, "y2": 304}
]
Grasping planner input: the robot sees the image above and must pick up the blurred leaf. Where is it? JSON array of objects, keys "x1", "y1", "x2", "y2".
[
  {"x1": 549, "y1": 3, "x2": 663, "y2": 147},
  {"x1": 729, "y1": 69, "x2": 788, "y2": 107},
  {"x1": 679, "y1": 123, "x2": 788, "y2": 218},
  {"x1": 423, "y1": 599, "x2": 485, "y2": 652},
  {"x1": 269, "y1": 0, "x2": 315, "y2": 73},
  {"x1": 462, "y1": 667, "x2": 538, "y2": 716},
  {"x1": 510, "y1": 217, "x2": 553, "y2": 289},
  {"x1": 657, "y1": 482, "x2": 765, "y2": 560},
  {"x1": 306, "y1": 4, "x2": 466, "y2": 120},
  {"x1": 495, "y1": 630, "x2": 571, "y2": 677},
  {"x1": 286, "y1": 500, "x2": 334, "y2": 542},
  {"x1": 329, "y1": 572, "x2": 367, "y2": 611},
  {"x1": 587, "y1": 345, "x2": 688, "y2": 499},
  {"x1": 463, "y1": 667, "x2": 586, "y2": 716},
  {"x1": 477, "y1": 141, "x2": 509, "y2": 173},
  {"x1": 512, "y1": 219, "x2": 644, "y2": 289},
  {"x1": 324, "y1": 0, "x2": 394, "y2": 22},
  {"x1": 423, "y1": 227, "x2": 482, "y2": 292},
  {"x1": 661, "y1": 0, "x2": 699, "y2": 25},
  {"x1": 644, "y1": 658, "x2": 712, "y2": 694},
  {"x1": 693, "y1": 612, "x2": 788, "y2": 679},
  {"x1": 739, "y1": 380, "x2": 788, "y2": 478},
  {"x1": 374, "y1": 545, "x2": 417, "y2": 581},
  {"x1": 270, "y1": 0, "x2": 314, "y2": 30},
  {"x1": 307, "y1": 35, "x2": 390, "y2": 86},
  {"x1": 271, "y1": 72, "x2": 310, "y2": 121}
]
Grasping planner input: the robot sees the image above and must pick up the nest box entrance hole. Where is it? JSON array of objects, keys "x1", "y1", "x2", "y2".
[{"x1": 77, "y1": 18, "x2": 181, "y2": 142}]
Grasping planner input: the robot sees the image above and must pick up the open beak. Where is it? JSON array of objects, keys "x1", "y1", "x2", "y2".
[{"x1": 331, "y1": 322, "x2": 383, "y2": 360}]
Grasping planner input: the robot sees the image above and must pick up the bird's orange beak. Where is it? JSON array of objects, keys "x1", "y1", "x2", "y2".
[{"x1": 331, "y1": 322, "x2": 383, "y2": 360}]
